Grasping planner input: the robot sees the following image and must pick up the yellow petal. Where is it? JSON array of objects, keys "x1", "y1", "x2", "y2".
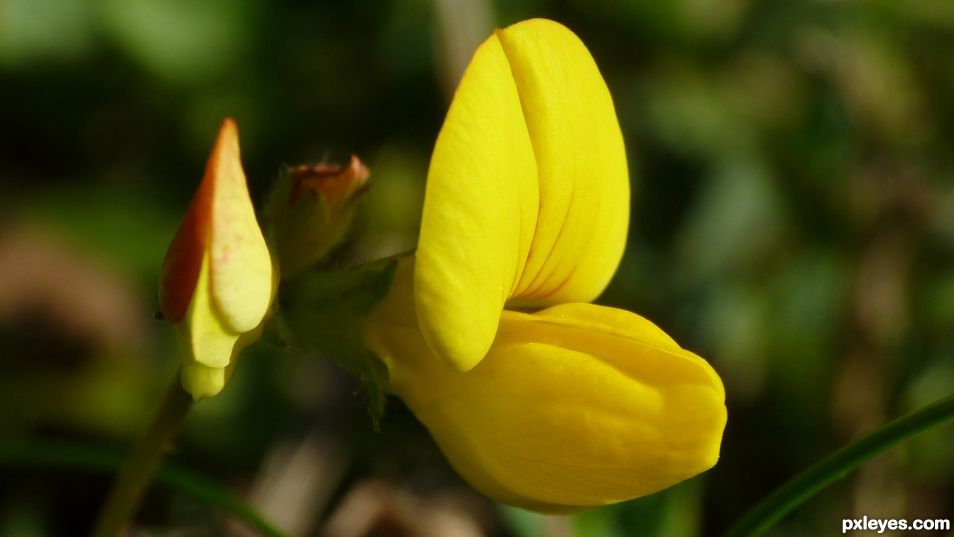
[
  {"x1": 181, "y1": 363, "x2": 229, "y2": 400},
  {"x1": 524, "y1": 302, "x2": 679, "y2": 350},
  {"x1": 415, "y1": 32, "x2": 539, "y2": 371},
  {"x1": 176, "y1": 252, "x2": 240, "y2": 370},
  {"x1": 173, "y1": 252, "x2": 262, "y2": 399},
  {"x1": 180, "y1": 357, "x2": 240, "y2": 400},
  {"x1": 415, "y1": 19, "x2": 629, "y2": 371},
  {"x1": 366, "y1": 263, "x2": 727, "y2": 511},
  {"x1": 497, "y1": 19, "x2": 629, "y2": 305},
  {"x1": 205, "y1": 119, "x2": 274, "y2": 333}
]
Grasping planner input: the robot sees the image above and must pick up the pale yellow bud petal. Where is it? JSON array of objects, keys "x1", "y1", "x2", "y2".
[
  {"x1": 205, "y1": 120, "x2": 274, "y2": 333},
  {"x1": 181, "y1": 363, "x2": 229, "y2": 400}
]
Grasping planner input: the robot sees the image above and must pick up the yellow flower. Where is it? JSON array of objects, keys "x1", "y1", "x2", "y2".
[
  {"x1": 364, "y1": 19, "x2": 727, "y2": 511},
  {"x1": 159, "y1": 119, "x2": 275, "y2": 399}
]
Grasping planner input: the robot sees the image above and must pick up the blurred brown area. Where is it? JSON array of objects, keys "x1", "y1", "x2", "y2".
[
  {"x1": 0, "y1": 224, "x2": 150, "y2": 355},
  {"x1": 1, "y1": 0, "x2": 953, "y2": 536}
]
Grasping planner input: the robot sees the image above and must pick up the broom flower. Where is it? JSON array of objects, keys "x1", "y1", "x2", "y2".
[{"x1": 363, "y1": 19, "x2": 727, "y2": 511}]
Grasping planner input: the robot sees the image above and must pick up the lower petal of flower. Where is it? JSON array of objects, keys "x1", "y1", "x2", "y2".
[{"x1": 365, "y1": 260, "x2": 727, "y2": 511}]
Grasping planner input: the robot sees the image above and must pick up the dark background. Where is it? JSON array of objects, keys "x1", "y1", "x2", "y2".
[{"x1": 1, "y1": 0, "x2": 952, "y2": 535}]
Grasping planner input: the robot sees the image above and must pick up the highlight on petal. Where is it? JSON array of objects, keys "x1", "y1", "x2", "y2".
[
  {"x1": 205, "y1": 119, "x2": 274, "y2": 333},
  {"x1": 366, "y1": 260, "x2": 727, "y2": 511},
  {"x1": 414, "y1": 19, "x2": 628, "y2": 372}
]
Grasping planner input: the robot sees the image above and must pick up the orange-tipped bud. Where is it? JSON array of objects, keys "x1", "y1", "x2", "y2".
[
  {"x1": 159, "y1": 119, "x2": 275, "y2": 399},
  {"x1": 268, "y1": 155, "x2": 370, "y2": 278}
]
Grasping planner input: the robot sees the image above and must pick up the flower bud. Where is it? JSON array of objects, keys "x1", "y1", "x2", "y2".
[
  {"x1": 159, "y1": 119, "x2": 275, "y2": 399},
  {"x1": 267, "y1": 155, "x2": 370, "y2": 278}
]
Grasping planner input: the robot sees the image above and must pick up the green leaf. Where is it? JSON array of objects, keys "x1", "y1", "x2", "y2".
[{"x1": 724, "y1": 394, "x2": 954, "y2": 537}]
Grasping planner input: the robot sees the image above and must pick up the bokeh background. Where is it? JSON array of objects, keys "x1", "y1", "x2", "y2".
[{"x1": 2, "y1": 0, "x2": 953, "y2": 535}]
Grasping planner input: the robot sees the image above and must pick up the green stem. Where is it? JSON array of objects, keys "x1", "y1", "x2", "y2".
[
  {"x1": 90, "y1": 373, "x2": 193, "y2": 537},
  {"x1": 724, "y1": 393, "x2": 954, "y2": 537},
  {"x1": 0, "y1": 439, "x2": 291, "y2": 537}
]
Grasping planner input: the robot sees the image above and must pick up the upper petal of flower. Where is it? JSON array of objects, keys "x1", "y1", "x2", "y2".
[
  {"x1": 497, "y1": 19, "x2": 629, "y2": 305},
  {"x1": 414, "y1": 28, "x2": 538, "y2": 372},
  {"x1": 415, "y1": 19, "x2": 629, "y2": 372}
]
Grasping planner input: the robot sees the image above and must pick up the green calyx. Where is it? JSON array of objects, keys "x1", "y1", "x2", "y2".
[
  {"x1": 265, "y1": 157, "x2": 371, "y2": 279},
  {"x1": 274, "y1": 256, "x2": 400, "y2": 425}
]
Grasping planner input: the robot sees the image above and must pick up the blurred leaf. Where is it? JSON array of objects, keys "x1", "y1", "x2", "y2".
[
  {"x1": 676, "y1": 153, "x2": 785, "y2": 282},
  {"x1": 499, "y1": 506, "x2": 542, "y2": 537},
  {"x1": 573, "y1": 507, "x2": 623, "y2": 537},
  {"x1": 721, "y1": 52, "x2": 807, "y2": 135},
  {"x1": 0, "y1": 0, "x2": 95, "y2": 67},
  {"x1": 921, "y1": 273, "x2": 954, "y2": 335},
  {"x1": 16, "y1": 182, "x2": 178, "y2": 284},
  {"x1": 95, "y1": 0, "x2": 252, "y2": 85},
  {"x1": 0, "y1": 440, "x2": 294, "y2": 537},
  {"x1": 871, "y1": 0, "x2": 954, "y2": 31},
  {"x1": 618, "y1": 481, "x2": 702, "y2": 537},
  {"x1": 640, "y1": 65, "x2": 744, "y2": 158},
  {"x1": 359, "y1": 144, "x2": 427, "y2": 258},
  {"x1": 903, "y1": 359, "x2": 954, "y2": 482},
  {"x1": 794, "y1": 24, "x2": 925, "y2": 147},
  {"x1": 702, "y1": 282, "x2": 771, "y2": 400},
  {"x1": 0, "y1": 496, "x2": 46, "y2": 537}
]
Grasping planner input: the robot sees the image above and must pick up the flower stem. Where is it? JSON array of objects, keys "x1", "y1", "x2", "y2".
[
  {"x1": 0, "y1": 439, "x2": 291, "y2": 537},
  {"x1": 91, "y1": 372, "x2": 193, "y2": 537},
  {"x1": 724, "y1": 393, "x2": 954, "y2": 537}
]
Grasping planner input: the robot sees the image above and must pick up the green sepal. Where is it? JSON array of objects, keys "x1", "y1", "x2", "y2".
[{"x1": 276, "y1": 256, "x2": 400, "y2": 426}]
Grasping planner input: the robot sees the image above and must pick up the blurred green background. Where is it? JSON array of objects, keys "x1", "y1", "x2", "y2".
[{"x1": 1, "y1": 0, "x2": 953, "y2": 535}]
